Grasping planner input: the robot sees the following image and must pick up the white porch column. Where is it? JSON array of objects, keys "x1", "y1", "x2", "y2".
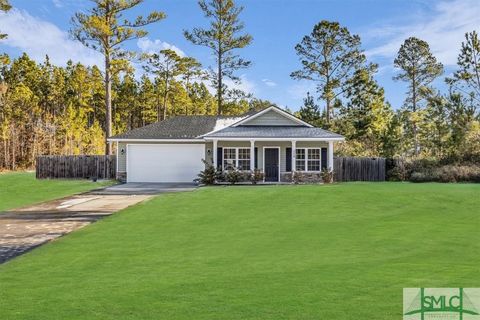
[
  {"x1": 328, "y1": 141, "x2": 334, "y2": 171},
  {"x1": 115, "y1": 141, "x2": 119, "y2": 179},
  {"x1": 250, "y1": 140, "x2": 255, "y2": 171},
  {"x1": 212, "y1": 139, "x2": 218, "y2": 168},
  {"x1": 291, "y1": 140, "x2": 296, "y2": 173}
]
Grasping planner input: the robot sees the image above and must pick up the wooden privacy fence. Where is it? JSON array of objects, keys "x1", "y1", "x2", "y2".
[
  {"x1": 36, "y1": 155, "x2": 116, "y2": 179},
  {"x1": 334, "y1": 157, "x2": 386, "y2": 182},
  {"x1": 36, "y1": 155, "x2": 384, "y2": 181}
]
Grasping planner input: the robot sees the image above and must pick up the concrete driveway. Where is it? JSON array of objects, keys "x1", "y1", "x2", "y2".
[
  {"x1": 94, "y1": 182, "x2": 198, "y2": 195},
  {"x1": 0, "y1": 182, "x2": 199, "y2": 264},
  {"x1": 0, "y1": 193, "x2": 151, "y2": 264}
]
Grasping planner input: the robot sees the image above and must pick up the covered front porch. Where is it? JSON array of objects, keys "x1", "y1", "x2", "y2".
[{"x1": 205, "y1": 138, "x2": 337, "y2": 183}]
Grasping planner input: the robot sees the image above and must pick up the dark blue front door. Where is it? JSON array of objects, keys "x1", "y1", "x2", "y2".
[{"x1": 264, "y1": 148, "x2": 279, "y2": 182}]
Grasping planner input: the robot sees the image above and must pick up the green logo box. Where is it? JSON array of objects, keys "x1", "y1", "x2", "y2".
[{"x1": 404, "y1": 288, "x2": 480, "y2": 320}]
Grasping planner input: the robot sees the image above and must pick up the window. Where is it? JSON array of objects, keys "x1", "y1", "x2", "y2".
[
  {"x1": 223, "y1": 148, "x2": 251, "y2": 171},
  {"x1": 295, "y1": 149, "x2": 305, "y2": 171},
  {"x1": 295, "y1": 148, "x2": 321, "y2": 172},
  {"x1": 223, "y1": 148, "x2": 236, "y2": 170},
  {"x1": 307, "y1": 149, "x2": 320, "y2": 171},
  {"x1": 237, "y1": 148, "x2": 251, "y2": 170}
]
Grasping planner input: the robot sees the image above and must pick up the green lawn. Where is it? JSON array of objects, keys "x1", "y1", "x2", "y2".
[
  {"x1": 0, "y1": 172, "x2": 114, "y2": 212},
  {"x1": 0, "y1": 183, "x2": 479, "y2": 319}
]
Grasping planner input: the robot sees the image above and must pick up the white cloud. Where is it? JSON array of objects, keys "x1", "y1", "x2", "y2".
[
  {"x1": 190, "y1": 72, "x2": 257, "y2": 98},
  {"x1": 137, "y1": 37, "x2": 186, "y2": 57},
  {"x1": 287, "y1": 81, "x2": 316, "y2": 101},
  {"x1": 52, "y1": 0, "x2": 63, "y2": 8},
  {"x1": 262, "y1": 78, "x2": 277, "y2": 87},
  {"x1": 365, "y1": 0, "x2": 480, "y2": 66},
  {"x1": 0, "y1": 9, "x2": 102, "y2": 66},
  {"x1": 224, "y1": 74, "x2": 257, "y2": 95}
]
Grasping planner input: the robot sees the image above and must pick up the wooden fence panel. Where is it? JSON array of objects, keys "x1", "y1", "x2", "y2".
[
  {"x1": 334, "y1": 157, "x2": 385, "y2": 182},
  {"x1": 36, "y1": 155, "x2": 116, "y2": 179}
]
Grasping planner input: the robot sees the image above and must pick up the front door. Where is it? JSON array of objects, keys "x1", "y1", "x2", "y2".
[{"x1": 264, "y1": 148, "x2": 279, "y2": 182}]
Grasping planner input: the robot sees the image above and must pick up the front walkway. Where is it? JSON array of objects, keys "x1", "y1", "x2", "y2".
[{"x1": 0, "y1": 193, "x2": 151, "y2": 264}]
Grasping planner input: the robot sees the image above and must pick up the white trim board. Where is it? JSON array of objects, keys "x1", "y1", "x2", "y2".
[
  {"x1": 111, "y1": 137, "x2": 344, "y2": 142},
  {"x1": 108, "y1": 138, "x2": 204, "y2": 143},
  {"x1": 204, "y1": 137, "x2": 344, "y2": 142},
  {"x1": 232, "y1": 106, "x2": 313, "y2": 128}
]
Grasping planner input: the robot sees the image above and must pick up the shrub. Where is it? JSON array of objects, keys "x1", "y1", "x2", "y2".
[
  {"x1": 438, "y1": 165, "x2": 480, "y2": 183},
  {"x1": 321, "y1": 169, "x2": 334, "y2": 183},
  {"x1": 225, "y1": 169, "x2": 242, "y2": 184},
  {"x1": 250, "y1": 169, "x2": 264, "y2": 184},
  {"x1": 409, "y1": 165, "x2": 480, "y2": 183},
  {"x1": 196, "y1": 159, "x2": 217, "y2": 185},
  {"x1": 240, "y1": 171, "x2": 251, "y2": 182},
  {"x1": 387, "y1": 166, "x2": 406, "y2": 181},
  {"x1": 387, "y1": 156, "x2": 480, "y2": 183},
  {"x1": 436, "y1": 166, "x2": 457, "y2": 183},
  {"x1": 386, "y1": 158, "x2": 408, "y2": 181},
  {"x1": 410, "y1": 171, "x2": 434, "y2": 183},
  {"x1": 215, "y1": 169, "x2": 225, "y2": 182}
]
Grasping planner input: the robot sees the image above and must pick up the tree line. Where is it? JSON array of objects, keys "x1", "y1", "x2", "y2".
[
  {"x1": 293, "y1": 21, "x2": 480, "y2": 161},
  {"x1": 0, "y1": 51, "x2": 273, "y2": 170},
  {"x1": 0, "y1": 0, "x2": 271, "y2": 170},
  {"x1": 0, "y1": 0, "x2": 479, "y2": 171}
]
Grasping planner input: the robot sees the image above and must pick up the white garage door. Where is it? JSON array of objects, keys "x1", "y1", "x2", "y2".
[{"x1": 127, "y1": 144, "x2": 205, "y2": 183}]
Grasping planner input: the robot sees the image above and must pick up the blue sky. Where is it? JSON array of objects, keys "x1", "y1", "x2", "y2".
[{"x1": 1, "y1": 0, "x2": 479, "y2": 111}]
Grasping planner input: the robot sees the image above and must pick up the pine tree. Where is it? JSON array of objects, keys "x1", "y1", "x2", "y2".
[
  {"x1": 393, "y1": 37, "x2": 443, "y2": 156},
  {"x1": 447, "y1": 30, "x2": 480, "y2": 111},
  {"x1": 138, "y1": 75, "x2": 157, "y2": 124},
  {"x1": 248, "y1": 98, "x2": 276, "y2": 112},
  {"x1": 179, "y1": 56, "x2": 205, "y2": 115},
  {"x1": 70, "y1": 0, "x2": 165, "y2": 154},
  {"x1": 445, "y1": 92, "x2": 476, "y2": 157},
  {"x1": 422, "y1": 94, "x2": 450, "y2": 158},
  {"x1": 188, "y1": 82, "x2": 216, "y2": 115},
  {"x1": 381, "y1": 112, "x2": 403, "y2": 158},
  {"x1": 298, "y1": 92, "x2": 321, "y2": 125},
  {"x1": 184, "y1": 0, "x2": 252, "y2": 114},
  {"x1": 0, "y1": 0, "x2": 12, "y2": 40},
  {"x1": 337, "y1": 65, "x2": 395, "y2": 156},
  {"x1": 291, "y1": 21, "x2": 366, "y2": 124},
  {"x1": 114, "y1": 70, "x2": 138, "y2": 132},
  {"x1": 143, "y1": 49, "x2": 189, "y2": 121}
]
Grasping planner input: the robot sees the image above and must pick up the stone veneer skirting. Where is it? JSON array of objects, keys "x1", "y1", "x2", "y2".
[
  {"x1": 116, "y1": 171, "x2": 323, "y2": 183},
  {"x1": 117, "y1": 172, "x2": 127, "y2": 182},
  {"x1": 280, "y1": 172, "x2": 323, "y2": 183}
]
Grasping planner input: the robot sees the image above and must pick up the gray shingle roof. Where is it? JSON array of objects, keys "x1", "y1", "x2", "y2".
[
  {"x1": 109, "y1": 112, "x2": 344, "y2": 140},
  {"x1": 203, "y1": 126, "x2": 344, "y2": 139},
  {"x1": 110, "y1": 116, "x2": 220, "y2": 139}
]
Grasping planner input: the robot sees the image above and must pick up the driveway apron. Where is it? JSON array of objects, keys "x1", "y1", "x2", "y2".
[{"x1": 0, "y1": 193, "x2": 151, "y2": 264}]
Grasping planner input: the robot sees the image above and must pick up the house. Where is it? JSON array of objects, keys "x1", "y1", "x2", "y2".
[{"x1": 108, "y1": 106, "x2": 345, "y2": 183}]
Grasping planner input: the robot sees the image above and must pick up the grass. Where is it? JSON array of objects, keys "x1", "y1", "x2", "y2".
[
  {"x1": 0, "y1": 171, "x2": 115, "y2": 211},
  {"x1": 0, "y1": 183, "x2": 479, "y2": 319}
]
